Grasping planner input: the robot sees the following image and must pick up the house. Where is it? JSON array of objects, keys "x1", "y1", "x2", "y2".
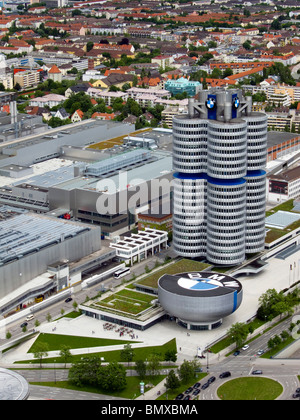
[
  {"x1": 122, "y1": 115, "x2": 137, "y2": 124},
  {"x1": 91, "y1": 112, "x2": 115, "y2": 120},
  {"x1": 71, "y1": 109, "x2": 84, "y2": 123},
  {"x1": 93, "y1": 73, "x2": 135, "y2": 90},
  {"x1": 54, "y1": 108, "x2": 69, "y2": 120},
  {"x1": 65, "y1": 83, "x2": 91, "y2": 98},
  {"x1": 48, "y1": 64, "x2": 62, "y2": 83}
]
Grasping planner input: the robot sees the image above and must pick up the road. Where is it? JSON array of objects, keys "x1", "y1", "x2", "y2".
[{"x1": 196, "y1": 356, "x2": 300, "y2": 401}]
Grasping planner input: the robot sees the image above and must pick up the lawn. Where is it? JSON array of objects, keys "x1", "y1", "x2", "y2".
[
  {"x1": 30, "y1": 375, "x2": 166, "y2": 400},
  {"x1": 21, "y1": 338, "x2": 177, "y2": 365},
  {"x1": 96, "y1": 289, "x2": 155, "y2": 315},
  {"x1": 28, "y1": 333, "x2": 138, "y2": 353},
  {"x1": 217, "y1": 377, "x2": 283, "y2": 400}
]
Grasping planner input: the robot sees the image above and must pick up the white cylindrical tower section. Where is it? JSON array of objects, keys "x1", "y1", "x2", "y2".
[
  {"x1": 206, "y1": 180, "x2": 246, "y2": 265},
  {"x1": 172, "y1": 115, "x2": 207, "y2": 173},
  {"x1": 172, "y1": 175, "x2": 207, "y2": 257},
  {"x1": 243, "y1": 112, "x2": 268, "y2": 171},
  {"x1": 207, "y1": 119, "x2": 247, "y2": 180},
  {"x1": 245, "y1": 171, "x2": 266, "y2": 253}
]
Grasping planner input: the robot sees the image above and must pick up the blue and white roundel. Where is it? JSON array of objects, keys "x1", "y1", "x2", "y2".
[
  {"x1": 178, "y1": 277, "x2": 222, "y2": 291},
  {"x1": 206, "y1": 98, "x2": 216, "y2": 109},
  {"x1": 233, "y1": 97, "x2": 240, "y2": 108}
]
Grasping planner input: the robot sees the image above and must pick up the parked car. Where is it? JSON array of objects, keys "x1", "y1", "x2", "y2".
[
  {"x1": 175, "y1": 393, "x2": 184, "y2": 400},
  {"x1": 252, "y1": 370, "x2": 263, "y2": 375},
  {"x1": 233, "y1": 350, "x2": 240, "y2": 356},
  {"x1": 201, "y1": 382, "x2": 209, "y2": 390},
  {"x1": 20, "y1": 322, "x2": 28, "y2": 328},
  {"x1": 193, "y1": 382, "x2": 201, "y2": 388},
  {"x1": 242, "y1": 344, "x2": 249, "y2": 350},
  {"x1": 184, "y1": 395, "x2": 191, "y2": 400},
  {"x1": 192, "y1": 389, "x2": 200, "y2": 396},
  {"x1": 219, "y1": 371, "x2": 231, "y2": 379},
  {"x1": 185, "y1": 387, "x2": 193, "y2": 394},
  {"x1": 65, "y1": 297, "x2": 72, "y2": 303},
  {"x1": 257, "y1": 349, "x2": 264, "y2": 355},
  {"x1": 292, "y1": 392, "x2": 300, "y2": 399}
]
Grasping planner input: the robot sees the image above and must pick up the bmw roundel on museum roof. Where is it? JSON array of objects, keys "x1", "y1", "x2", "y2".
[
  {"x1": 159, "y1": 271, "x2": 242, "y2": 297},
  {"x1": 206, "y1": 97, "x2": 216, "y2": 109}
]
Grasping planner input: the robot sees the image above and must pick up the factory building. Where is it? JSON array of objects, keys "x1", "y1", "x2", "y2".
[{"x1": 0, "y1": 206, "x2": 101, "y2": 311}]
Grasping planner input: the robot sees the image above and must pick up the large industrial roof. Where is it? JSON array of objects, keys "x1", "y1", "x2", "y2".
[{"x1": 0, "y1": 211, "x2": 90, "y2": 265}]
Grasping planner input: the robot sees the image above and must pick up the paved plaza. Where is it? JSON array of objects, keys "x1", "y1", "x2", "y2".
[{"x1": 2, "y1": 248, "x2": 300, "y2": 367}]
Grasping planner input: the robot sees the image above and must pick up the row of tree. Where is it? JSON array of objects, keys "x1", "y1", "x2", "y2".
[
  {"x1": 67, "y1": 344, "x2": 178, "y2": 392},
  {"x1": 228, "y1": 287, "x2": 300, "y2": 350}
]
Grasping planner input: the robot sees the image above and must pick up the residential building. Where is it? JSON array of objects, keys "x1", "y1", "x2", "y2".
[
  {"x1": 161, "y1": 104, "x2": 188, "y2": 128},
  {"x1": 151, "y1": 55, "x2": 173, "y2": 70},
  {"x1": 71, "y1": 109, "x2": 84, "y2": 123},
  {"x1": 172, "y1": 89, "x2": 267, "y2": 265},
  {"x1": 29, "y1": 94, "x2": 66, "y2": 108},
  {"x1": 14, "y1": 70, "x2": 40, "y2": 89},
  {"x1": 54, "y1": 108, "x2": 69, "y2": 120}
]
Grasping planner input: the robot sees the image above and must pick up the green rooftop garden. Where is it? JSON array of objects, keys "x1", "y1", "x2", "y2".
[{"x1": 134, "y1": 258, "x2": 211, "y2": 289}]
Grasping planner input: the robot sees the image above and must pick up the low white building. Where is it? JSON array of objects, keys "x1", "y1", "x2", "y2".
[
  {"x1": 29, "y1": 94, "x2": 66, "y2": 108},
  {"x1": 82, "y1": 69, "x2": 104, "y2": 82},
  {"x1": 110, "y1": 228, "x2": 168, "y2": 266}
]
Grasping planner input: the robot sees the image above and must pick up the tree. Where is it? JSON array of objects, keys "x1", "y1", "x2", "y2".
[
  {"x1": 165, "y1": 369, "x2": 180, "y2": 391},
  {"x1": 227, "y1": 322, "x2": 249, "y2": 349},
  {"x1": 257, "y1": 288, "x2": 286, "y2": 321},
  {"x1": 69, "y1": 356, "x2": 102, "y2": 387},
  {"x1": 243, "y1": 40, "x2": 251, "y2": 50},
  {"x1": 86, "y1": 41, "x2": 94, "y2": 52},
  {"x1": 147, "y1": 353, "x2": 161, "y2": 376},
  {"x1": 98, "y1": 361, "x2": 127, "y2": 391},
  {"x1": 135, "y1": 359, "x2": 147, "y2": 380},
  {"x1": 120, "y1": 344, "x2": 134, "y2": 367},
  {"x1": 164, "y1": 349, "x2": 177, "y2": 363},
  {"x1": 211, "y1": 68, "x2": 222, "y2": 79},
  {"x1": 59, "y1": 345, "x2": 72, "y2": 368},
  {"x1": 178, "y1": 359, "x2": 198, "y2": 384},
  {"x1": 33, "y1": 342, "x2": 49, "y2": 368}
]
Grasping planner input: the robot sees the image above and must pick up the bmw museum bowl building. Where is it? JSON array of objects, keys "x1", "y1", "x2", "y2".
[{"x1": 158, "y1": 271, "x2": 243, "y2": 330}]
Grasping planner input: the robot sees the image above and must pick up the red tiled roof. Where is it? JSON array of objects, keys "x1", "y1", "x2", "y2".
[{"x1": 48, "y1": 64, "x2": 61, "y2": 74}]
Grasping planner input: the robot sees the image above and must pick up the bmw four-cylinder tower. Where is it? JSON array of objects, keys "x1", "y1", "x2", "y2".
[{"x1": 172, "y1": 88, "x2": 267, "y2": 265}]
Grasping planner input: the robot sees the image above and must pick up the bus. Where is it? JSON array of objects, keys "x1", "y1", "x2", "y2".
[{"x1": 114, "y1": 268, "x2": 131, "y2": 279}]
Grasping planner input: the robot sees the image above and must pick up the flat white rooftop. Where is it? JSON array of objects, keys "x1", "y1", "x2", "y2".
[{"x1": 265, "y1": 210, "x2": 300, "y2": 230}]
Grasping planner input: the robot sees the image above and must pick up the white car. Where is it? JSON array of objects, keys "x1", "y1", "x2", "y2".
[{"x1": 242, "y1": 344, "x2": 249, "y2": 351}]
